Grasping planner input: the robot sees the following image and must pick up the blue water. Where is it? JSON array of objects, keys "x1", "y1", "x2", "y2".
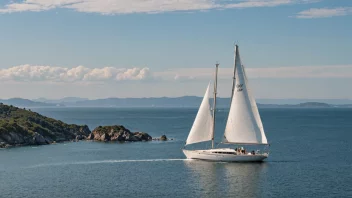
[{"x1": 1, "y1": 108, "x2": 352, "y2": 198}]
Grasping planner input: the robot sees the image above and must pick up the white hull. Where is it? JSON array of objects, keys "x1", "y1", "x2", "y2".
[{"x1": 183, "y1": 148, "x2": 268, "y2": 162}]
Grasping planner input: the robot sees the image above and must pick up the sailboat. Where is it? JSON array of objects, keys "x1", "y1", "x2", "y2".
[{"x1": 183, "y1": 45, "x2": 269, "y2": 162}]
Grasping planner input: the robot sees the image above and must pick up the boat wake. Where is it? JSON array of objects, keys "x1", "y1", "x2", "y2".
[{"x1": 27, "y1": 159, "x2": 189, "y2": 168}]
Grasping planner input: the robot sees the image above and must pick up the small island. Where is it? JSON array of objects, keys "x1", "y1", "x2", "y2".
[
  {"x1": 297, "y1": 102, "x2": 331, "y2": 108},
  {"x1": 87, "y1": 125, "x2": 152, "y2": 142},
  {"x1": 0, "y1": 104, "x2": 159, "y2": 148}
]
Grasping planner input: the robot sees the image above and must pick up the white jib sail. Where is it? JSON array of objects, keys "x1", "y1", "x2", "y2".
[
  {"x1": 223, "y1": 47, "x2": 268, "y2": 144},
  {"x1": 186, "y1": 83, "x2": 214, "y2": 145}
]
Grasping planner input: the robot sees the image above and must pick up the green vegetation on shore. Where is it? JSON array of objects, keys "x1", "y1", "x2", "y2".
[{"x1": 0, "y1": 103, "x2": 90, "y2": 148}]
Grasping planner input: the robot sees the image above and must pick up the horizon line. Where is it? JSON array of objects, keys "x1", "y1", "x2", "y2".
[{"x1": 1, "y1": 96, "x2": 351, "y2": 101}]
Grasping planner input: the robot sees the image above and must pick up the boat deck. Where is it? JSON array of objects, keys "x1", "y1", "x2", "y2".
[{"x1": 183, "y1": 148, "x2": 268, "y2": 162}]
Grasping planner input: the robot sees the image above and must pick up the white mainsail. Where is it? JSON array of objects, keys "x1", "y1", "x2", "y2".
[
  {"x1": 186, "y1": 83, "x2": 214, "y2": 145},
  {"x1": 223, "y1": 46, "x2": 268, "y2": 144}
]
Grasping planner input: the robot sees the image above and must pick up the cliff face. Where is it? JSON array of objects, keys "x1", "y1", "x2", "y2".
[
  {"x1": 88, "y1": 125, "x2": 152, "y2": 142},
  {"x1": 0, "y1": 104, "x2": 91, "y2": 148}
]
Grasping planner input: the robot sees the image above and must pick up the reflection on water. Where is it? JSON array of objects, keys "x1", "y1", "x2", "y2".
[{"x1": 184, "y1": 160, "x2": 268, "y2": 197}]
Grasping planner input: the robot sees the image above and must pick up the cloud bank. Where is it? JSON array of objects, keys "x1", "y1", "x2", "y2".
[
  {"x1": 0, "y1": 0, "x2": 319, "y2": 14},
  {"x1": 295, "y1": 7, "x2": 352, "y2": 18},
  {"x1": 0, "y1": 65, "x2": 151, "y2": 82},
  {"x1": 1, "y1": 64, "x2": 351, "y2": 83}
]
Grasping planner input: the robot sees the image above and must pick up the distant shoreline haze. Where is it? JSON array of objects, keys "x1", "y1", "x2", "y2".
[{"x1": 0, "y1": 97, "x2": 351, "y2": 108}]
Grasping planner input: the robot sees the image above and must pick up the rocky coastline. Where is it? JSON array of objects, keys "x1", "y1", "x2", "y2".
[{"x1": 0, "y1": 103, "x2": 169, "y2": 148}]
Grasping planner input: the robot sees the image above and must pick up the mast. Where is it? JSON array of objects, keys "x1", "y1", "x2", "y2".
[
  {"x1": 223, "y1": 44, "x2": 238, "y2": 143},
  {"x1": 230, "y1": 45, "x2": 239, "y2": 106},
  {"x1": 212, "y1": 63, "x2": 219, "y2": 149}
]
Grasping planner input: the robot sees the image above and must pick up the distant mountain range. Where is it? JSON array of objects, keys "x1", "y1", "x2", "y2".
[
  {"x1": 0, "y1": 98, "x2": 55, "y2": 107},
  {"x1": 0, "y1": 97, "x2": 351, "y2": 108},
  {"x1": 33, "y1": 97, "x2": 89, "y2": 104}
]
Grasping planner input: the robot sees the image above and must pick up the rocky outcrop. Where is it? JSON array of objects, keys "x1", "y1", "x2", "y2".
[
  {"x1": 133, "y1": 132, "x2": 152, "y2": 141},
  {"x1": 71, "y1": 125, "x2": 91, "y2": 137},
  {"x1": 0, "y1": 131, "x2": 54, "y2": 148},
  {"x1": 45, "y1": 137, "x2": 53, "y2": 144},
  {"x1": 0, "y1": 129, "x2": 87, "y2": 148},
  {"x1": 75, "y1": 134, "x2": 86, "y2": 141},
  {"x1": 87, "y1": 133, "x2": 94, "y2": 140},
  {"x1": 89, "y1": 125, "x2": 152, "y2": 142},
  {"x1": 33, "y1": 132, "x2": 46, "y2": 145},
  {"x1": 0, "y1": 141, "x2": 6, "y2": 148},
  {"x1": 160, "y1": 135, "x2": 167, "y2": 141},
  {"x1": 153, "y1": 135, "x2": 171, "y2": 141}
]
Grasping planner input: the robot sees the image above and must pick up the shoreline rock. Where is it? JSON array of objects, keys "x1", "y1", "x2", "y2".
[
  {"x1": 88, "y1": 125, "x2": 152, "y2": 142},
  {"x1": 152, "y1": 135, "x2": 173, "y2": 141}
]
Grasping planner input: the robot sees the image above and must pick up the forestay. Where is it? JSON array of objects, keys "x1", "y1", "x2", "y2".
[
  {"x1": 223, "y1": 47, "x2": 268, "y2": 144},
  {"x1": 186, "y1": 83, "x2": 214, "y2": 145}
]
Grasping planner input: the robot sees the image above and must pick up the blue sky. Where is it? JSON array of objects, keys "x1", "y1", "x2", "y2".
[{"x1": 0, "y1": 0, "x2": 351, "y2": 99}]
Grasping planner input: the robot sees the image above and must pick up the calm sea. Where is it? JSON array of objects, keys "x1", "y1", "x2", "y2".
[{"x1": 0, "y1": 107, "x2": 351, "y2": 198}]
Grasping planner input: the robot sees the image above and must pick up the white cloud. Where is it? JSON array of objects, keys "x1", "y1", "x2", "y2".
[
  {"x1": 0, "y1": 0, "x2": 320, "y2": 14},
  {"x1": 116, "y1": 67, "x2": 151, "y2": 80},
  {"x1": 1, "y1": 64, "x2": 351, "y2": 83},
  {"x1": 0, "y1": 65, "x2": 152, "y2": 82},
  {"x1": 224, "y1": 0, "x2": 319, "y2": 9},
  {"x1": 295, "y1": 7, "x2": 352, "y2": 18}
]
